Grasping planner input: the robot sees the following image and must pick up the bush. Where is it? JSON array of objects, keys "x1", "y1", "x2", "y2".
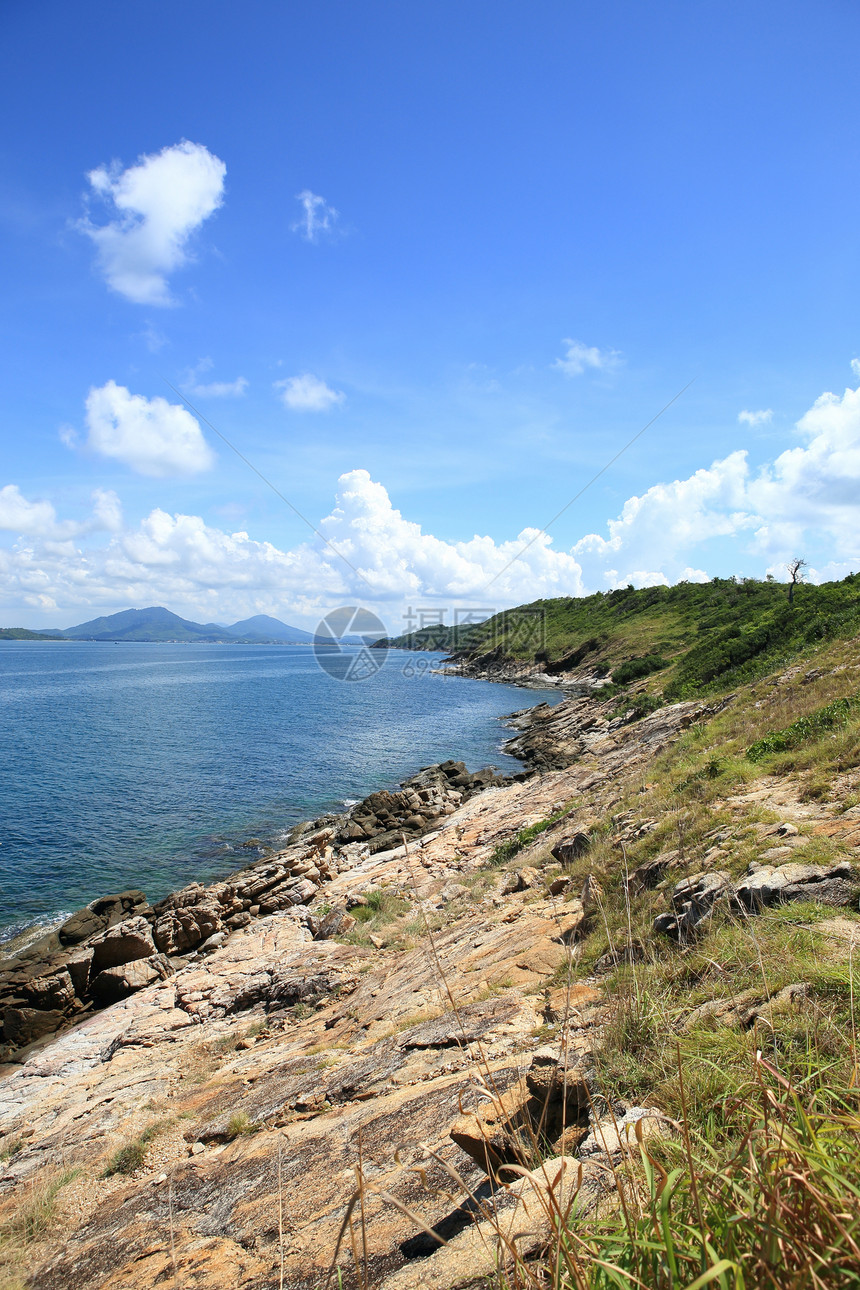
[
  {"x1": 747, "y1": 695, "x2": 860, "y2": 762},
  {"x1": 612, "y1": 654, "x2": 668, "y2": 686}
]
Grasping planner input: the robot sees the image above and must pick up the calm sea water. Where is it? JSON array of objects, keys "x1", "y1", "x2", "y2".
[{"x1": 0, "y1": 642, "x2": 554, "y2": 941}]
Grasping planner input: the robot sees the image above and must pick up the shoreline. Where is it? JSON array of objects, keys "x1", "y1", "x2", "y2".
[
  {"x1": 0, "y1": 647, "x2": 553, "y2": 951},
  {"x1": 0, "y1": 665, "x2": 568, "y2": 1061}
]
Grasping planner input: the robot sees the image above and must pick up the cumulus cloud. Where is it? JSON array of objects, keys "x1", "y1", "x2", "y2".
[
  {"x1": 0, "y1": 486, "x2": 63, "y2": 538},
  {"x1": 276, "y1": 374, "x2": 344, "y2": 412},
  {"x1": 573, "y1": 380, "x2": 860, "y2": 586},
  {"x1": 78, "y1": 140, "x2": 226, "y2": 305},
  {"x1": 5, "y1": 377, "x2": 860, "y2": 623},
  {"x1": 0, "y1": 485, "x2": 121, "y2": 542},
  {"x1": 0, "y1": 471, "x2": 585, "y2": 624},
  {"x1": 292, "y1": 189, "x2": 338, "y2": 242},
  {"x1": 83, "y1": 381, "x2": 215, "y2": 476},
  {"x1": 554, "y1": 338, "x2": 622, "y2": 377},
  {"x1": 851, "y1": 358, "x2": 860, "y2": 379},
  {"x1": 739, "y1": 408, "x2": 773, "y2": 427}
]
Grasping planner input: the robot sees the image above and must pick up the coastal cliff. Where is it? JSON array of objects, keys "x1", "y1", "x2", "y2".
[{"x1": 3, "y1": 588, "x2": 860, "y2": 1287}]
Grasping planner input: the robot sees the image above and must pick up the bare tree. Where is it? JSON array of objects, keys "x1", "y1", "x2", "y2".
[{"x1": 787, "y1": 557, "x2": 807, "y2": 606}]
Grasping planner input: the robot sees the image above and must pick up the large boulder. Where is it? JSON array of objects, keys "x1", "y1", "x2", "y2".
[
  {"x1": 58, "y1": 890, "x2": 148, "y2": 946},
  {"x1": 22, "y1": 968, "x2": 76, "y2": 1010},
  {"x1": 2, "y1": 1005, "x2": 65, "y2": 1047},
  {"x1": 735, "y1": 859, "x2": 859, "y2": 910},
  {"x1": 152, "y1": 903, "x2": 223, "y2": 955},
  {"x1": 89, "y1": 916, "x2": 157, "y2": 973},
  {"x1": 89, "y1": 954, "x2": 172, "y2": 1004}
]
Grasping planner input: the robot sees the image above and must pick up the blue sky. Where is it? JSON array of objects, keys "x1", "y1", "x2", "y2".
[{"x1": 2, "y1": 0, "x2": 859, "y2": 632}]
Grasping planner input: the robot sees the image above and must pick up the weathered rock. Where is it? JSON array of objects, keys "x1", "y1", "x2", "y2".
[
  {"x1": 580, "y1": 874, "x2": 603, "y2": 914},
  {"x1": 552, "y1": 832, "x2": 591, "y2": 865},
  {"x1": 89, "y1": 917, "x2": 157, "y2": 972},
  {"x1": 90, "y1": 954, "x2": 173, "y2": 1004},
  {"x1": 313, "y1": 906, "x2": 357, "y2": 940},
  {"x1": 579, "y1": 1106, "x2": 665, "y2": 1158},
  {"x1": 379, "y1": 1156, "x2": 599, "y2": 1290},
  {"x1": 525, "y1": 1044, "x2": 594, "y2": 1119},
  {"x1": 735, "y1": 860, "x2": 859, "y2": 910},
  {"x1": 152, "y1": 904, "x2": 222, "y2": 955},
  {"x1": 450, "y1": 1082, "x2": 533, "y2": 1176},
  {"x1": 2, "y1": 1005, "x2": 65, "y2": 1047},
  {"x1": 628, "y1": 849, "x2": 681, "y2": 891},
  {"x1": 22, "y1": 969, "x2": 76, "y2": 1011},
  {"x1": 58, "y1": 889, "x2": 149, "y2": 946},
  {"x1": 656, "y1": 870, "x2": 733, "y2": 938}
]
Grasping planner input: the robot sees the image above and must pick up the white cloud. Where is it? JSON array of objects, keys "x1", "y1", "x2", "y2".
[
  {"x1": 276, "y1": 374, "x2": 345, "y2": 412},
  {"x1": 189, "y1": 377, "x2": 248, "y2": 398},
  {"x1": 574, "y1": 380, "x2": 860, "y2": 585},
  {"x1": 5, "y1": 376, "x2": 860, "y2": 624},
  {"x1": 554, "y1": 338, "x2": 622, "y2": 377},
  {"x1": 183, "y1": 359, "x2": 247, "y2": 398},
  {"x1": 739, "y1": 408, "x2": 773, "y2": 427},
  {"x1": 573, "y1": 451, "x2": 757, "y2": 588},
  {"x1": 0, "y1": 471, "x2": 585, "y2": 625},
  {"x1": 292, "y1": 189, "x2": 338, "y2": 242},
  {"x1": 78, "y1": 140, "x2": 226, "y2": 305},
  {"x1": 0, "y1": 486, "x2": 121, "y2": 541},
  {"x1": 0, "y1": 486, "x2": 62, "y2": 538},
  {"x1": 851, "y1": 358, "x2": 860, "y2": 379},
  {"x1": 83, "y1": 381, "x2": 215, "y2": 476}
]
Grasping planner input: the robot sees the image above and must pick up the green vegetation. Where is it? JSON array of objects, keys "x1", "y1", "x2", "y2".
[
  {"x1": 351, "y1": 888, "x2": 410, "y2": 923},
  {"x1": 747, "y1": 694, "x2": 860, "y2": 762},
  {"x1": 223, "y1": 1112, "x2": 259, "y2": 1140},
  {"x1": 488, "y1": 809, "x2": 570, "y2": 866},
  {"x1": 341, "y1": 887, "x2": 412, "y2": 947},
  {"x1": 610, "y1": 652, "x2": 668, "y2": 686},
  {"x1": 101, "y1": 1119, "x2": 171, "y2": 1177},
  {"x1": 480, "y1": 633, "x2": 860, "y2": 1288},
  {"x1": 383, "y1": 574, "x2": 860, "y2": 702},
  {"x1": 0, "y1": 628, "x2": 62, "y2": 641}
]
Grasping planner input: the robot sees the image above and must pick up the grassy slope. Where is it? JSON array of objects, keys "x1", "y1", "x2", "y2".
[
  {"x1": 482, "y1": 628, "x2": 860, "y2": 1286},
  {"x1": 383, "y1": 574, "x2": 860, "y2": 701}
]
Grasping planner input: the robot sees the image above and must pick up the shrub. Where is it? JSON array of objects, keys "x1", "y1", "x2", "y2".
[
  {"x1": 612, "y1": 654, "x2": 668, "y2": 686},
  {"x1": 747, "y1": 695, "x2": 860, "y2": 762}
]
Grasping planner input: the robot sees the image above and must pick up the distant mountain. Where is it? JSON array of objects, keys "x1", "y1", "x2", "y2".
[
  {"x1": 227, "y1": 614, "x2": 321, "y2": 644},
  {"x1": 38, "y1": 606, "x2": 327, "y2": 643},
  {"x1": 59, "y1": 607, "x2": 236, "y2": 642},
  {"x1": 6, "y1": 606, "x2": 381, "y2": 644}
]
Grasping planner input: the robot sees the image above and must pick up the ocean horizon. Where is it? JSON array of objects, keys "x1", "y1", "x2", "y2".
[{"x1": 0, "y1": 641, "x2": 555, "y2": 943}]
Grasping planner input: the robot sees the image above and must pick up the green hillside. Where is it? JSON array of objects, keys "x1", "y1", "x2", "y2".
[
  {"x1": 381, "y1": 574, "x2": 860, "y2": 700},
  {"x1": 0, "y1": 627, "x2": 64, "y2": 640}
]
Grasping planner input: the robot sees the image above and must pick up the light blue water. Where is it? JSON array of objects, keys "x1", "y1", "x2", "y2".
[{"x1": 0, "y1": 643, "x2": 554, "y2": 941}]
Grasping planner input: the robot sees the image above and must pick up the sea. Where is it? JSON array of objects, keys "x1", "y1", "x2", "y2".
[{"x1": 0, "y1": 641, "x2": 557, "y2": 944}]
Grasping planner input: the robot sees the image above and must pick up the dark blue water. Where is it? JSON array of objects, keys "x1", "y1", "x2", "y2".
[{"x1": 0, "y1": 643, "x2": 553, "y2": 941}]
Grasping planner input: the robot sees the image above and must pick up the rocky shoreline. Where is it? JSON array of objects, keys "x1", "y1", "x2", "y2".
[
  {"x1": 0, "y1": 757, "x2": 518, "y2": 1065},
  {"x1": 0, "y1": 667, "x2": 563, "y2": 1069},
  {"x1": 0, "y1": 675, "x2": 711, "y2": 1067}
]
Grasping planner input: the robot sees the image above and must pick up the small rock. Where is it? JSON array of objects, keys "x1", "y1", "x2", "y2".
[{"x1": 551, "y1": 833, "x2": 591, "y2": 866}]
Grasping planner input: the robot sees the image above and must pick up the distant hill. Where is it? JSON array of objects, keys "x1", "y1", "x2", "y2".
[
  {"x1": 378, "y1": 574, "x2": 860, "y2": 701},
  {"x1": 57, "y1": 607, "x2": 233, "y2": 642},
  {"x1": 0, "y1": 627, "x2": 64, "y2": 641},
  {"x1": 31, "y1": 606, "x2": 323, "y2": 644},
  {"x1": 227, "y1": 614, "x2": 321, "y2": 644}
]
